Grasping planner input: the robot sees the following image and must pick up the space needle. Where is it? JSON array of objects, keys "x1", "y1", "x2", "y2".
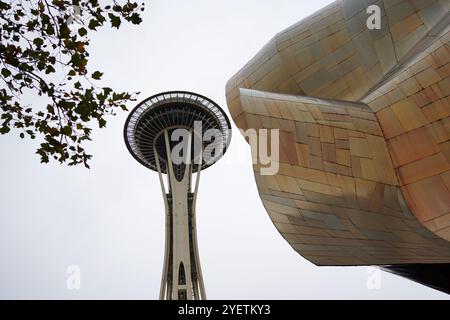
[{"x1": 124, "y1": 91, "x2": 231, "y2": 300}]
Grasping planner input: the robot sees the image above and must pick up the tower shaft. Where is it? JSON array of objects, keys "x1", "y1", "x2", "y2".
[{"x1": 155, "y1": 130, "x2": 206, "y2": 300}]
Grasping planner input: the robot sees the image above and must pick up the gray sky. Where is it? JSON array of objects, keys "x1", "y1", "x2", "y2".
[{"x1": 0, "y1": 0, "x2": 448, "y2": 299}]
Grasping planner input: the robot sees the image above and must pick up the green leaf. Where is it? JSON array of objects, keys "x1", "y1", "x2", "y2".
[
  {"x1": 88, "y1": 19, "x2": 100, "y2": 30},
  {"x1": 129, "y1": 12, "x2": 142, "y2": 25},
  {"x1": 98, "y1": 118, "x2": 106, "y2": 128},
  {"x1": 33, "y1": 37, "x2": 44, "y2": 46},
  {"x1": 0, "y1": 126, "x2": 10, "y2": 134},
  {"x1": 1, "y1": 68, "x2": 11, "y2": 78},
  {"x1": 108, "y1": 13, "x2": 121, "y2": 28},
  {"x1": 92, "y1": 71, "x2": 103, "y2": 80},
  {"x1": 45, "y1": 65, "x2": 56, "y2": 74},
  {"x1": 62, "y1": 126, "x2": 72, "y2": 136},
  {"x1": 78, "y1": 27, "x2": 88, "y2": 37}
]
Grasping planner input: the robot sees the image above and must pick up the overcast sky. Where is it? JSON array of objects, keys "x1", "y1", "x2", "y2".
[{"x1": 0, "y1": 0, "x2": 448, "y2": 299}]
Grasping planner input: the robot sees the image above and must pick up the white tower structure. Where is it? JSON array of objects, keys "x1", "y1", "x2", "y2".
[{"x1": 124, "y1": 91, "x2": 231, "y2": 300}]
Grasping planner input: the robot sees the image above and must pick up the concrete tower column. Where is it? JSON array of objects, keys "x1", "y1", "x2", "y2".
[{"x1": 155, "y1": 129, "x2": 206, "y2": 300}]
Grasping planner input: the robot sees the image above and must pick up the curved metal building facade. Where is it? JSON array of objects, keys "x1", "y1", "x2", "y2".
[{"x1": 226, "y1": 0, "x2": 450, "y2": 293}]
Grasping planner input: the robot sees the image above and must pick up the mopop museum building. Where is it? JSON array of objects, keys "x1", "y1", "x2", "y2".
[{"x1": 226, "y1": 0, "x2": 450, "y2": 293}]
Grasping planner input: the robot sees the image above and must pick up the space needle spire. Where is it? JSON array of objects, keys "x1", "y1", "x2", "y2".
[{"x1": 124, "y1": 91, "x2": 231, "y2": 300}]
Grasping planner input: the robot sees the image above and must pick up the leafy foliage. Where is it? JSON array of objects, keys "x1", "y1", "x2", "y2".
[{"x1": 0, "y1": 0, "x2": 145, "y2": 168}]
